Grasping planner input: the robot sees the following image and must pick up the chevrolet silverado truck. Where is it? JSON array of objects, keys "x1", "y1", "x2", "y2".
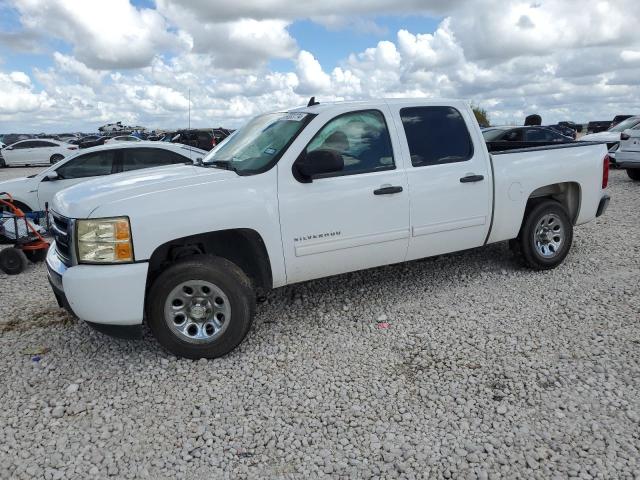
[{"x1": 46, "y1": 99, "x2": 611, "y2": 359}]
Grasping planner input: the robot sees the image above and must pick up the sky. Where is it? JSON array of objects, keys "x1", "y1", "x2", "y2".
[{"x1": 0, "y1": 0, "x2": 639, "y2": 133}]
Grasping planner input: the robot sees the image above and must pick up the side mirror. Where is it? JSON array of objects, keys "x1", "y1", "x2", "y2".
[
  {"x1": 294, "y1": 149, "x2": 344, "y2": 182},
  {"x1": 43, "y1": 172, "x2": 59, "y2": 182}
]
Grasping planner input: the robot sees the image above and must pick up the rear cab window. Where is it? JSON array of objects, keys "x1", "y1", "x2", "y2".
[{"x1": 399, "y1": 106, "x2": 474, "y2": 167}]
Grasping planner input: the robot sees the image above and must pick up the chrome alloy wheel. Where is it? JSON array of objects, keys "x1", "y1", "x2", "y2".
[
  {"x1": 534, "y1": 213, "x2": 564, "y2": 258},
  {"x1": 164, "y1": 280, "x2": 231, "y2": 344}
]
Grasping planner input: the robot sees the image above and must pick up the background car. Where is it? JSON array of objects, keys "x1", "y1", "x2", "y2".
[
  {"x1": 580, "y1": 116, "x2": 640, "y2": 150},
  {"x1": 559, "y1": 121, "x2": 583, "y2": 133},
  {"x1": 76, "y1": 135, "x2": 107, "y2": 149},
  {"x1": 104, "y1": 135, "x2": 142, "y2": 144},
  {"x1": 1, "y1": 139, "x2": 78, "y2": 166},
  {"x1": 0, "y1": 141, "x2": 5, "y2": 167},
  {"x1": 614, "y1": 128, "x2": 640, "y2": 180},
  {"x1": 170, "y1": 128, "x2": 232, "y2": 151},
  {"x1": 547, "y1": 124, "x2": 577, "y2": 139},
  {"x1": 0, "y1": 142, "x2": 207, "y2": 212},
  {"x1": 611, "y1": 115, "x2": 633, "y2": 128},
  {"x1": 482, "y1": 126, "x2": 573, "y2": 151}
]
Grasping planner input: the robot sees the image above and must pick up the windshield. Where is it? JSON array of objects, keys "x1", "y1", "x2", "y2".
[
  {"x1": 202, "y1": 112, "x2": 312, "y2": 173},
  {"x1": 608, "y1": 117, "x2": 640, "y2": 132},
  {"x1": 482, "y1": 128, "x2": 507, "y2": 141}
]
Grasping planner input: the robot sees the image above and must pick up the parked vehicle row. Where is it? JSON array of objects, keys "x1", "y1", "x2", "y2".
[
  {"x1": 0, "y1": 142, "x2": 206, "y2": 213},
  {"x1": 42, "y1": 98, "x2": 610, "y2": 359}
]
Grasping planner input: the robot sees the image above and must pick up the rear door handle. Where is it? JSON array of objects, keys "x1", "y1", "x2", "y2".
[
  {"x1": 460, "y1": 174, "x2": 484, "y2": 183},
  {"x1": 373, "y1": 185, "x2": 403, "y2": 195}
]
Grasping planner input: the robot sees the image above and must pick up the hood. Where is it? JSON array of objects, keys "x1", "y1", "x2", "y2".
[
  {"x1": 53, "y1": 164, "x2": 235, "y2": 218},
  {"x1": 580, "y1": 131, "x2": 620, "y2": 142}
]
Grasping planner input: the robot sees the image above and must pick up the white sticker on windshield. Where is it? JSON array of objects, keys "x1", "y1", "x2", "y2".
[
  {"x1": 282, "y1": 112, "x2": 308, "y2": 122},
  {"x1": 264, "y1": 147, "x2": 276, "y2": 155}
]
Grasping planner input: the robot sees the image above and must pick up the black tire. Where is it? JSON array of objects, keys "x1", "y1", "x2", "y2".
[
  {"x1": 0, "y1": 157, "x2": 5, "y2": 168},
  {"x1": 0, "y1": 248, "x2": 28, "y2": 275},
  {"x1": 25, "y1": 247, "x2": 48, "y2": 263},
  {"x1": 146, "y1": 256, "x2": 255, "y2": 359},
  {"x1": 50, "y1": 154, "x2": 64, "y2": 164},
  {"x1": 516, "y1": 199, "x2": 573, "y2": 270},
  {"x1": 627, "y1": 169, "x2": 640, "y2": 181}
]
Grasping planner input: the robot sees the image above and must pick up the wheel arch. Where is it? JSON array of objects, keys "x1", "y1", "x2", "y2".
[
  {"x1": 525, "y1": 181, "x2": 582, "y2": 225},
  {"x1": 146, "y1": 228, "x2": 273, "y2": 293}
]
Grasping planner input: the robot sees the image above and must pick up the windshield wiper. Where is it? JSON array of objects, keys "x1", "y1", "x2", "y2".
[{"x1": 207, "y1": 160, "x2": 238, "y2": 173}]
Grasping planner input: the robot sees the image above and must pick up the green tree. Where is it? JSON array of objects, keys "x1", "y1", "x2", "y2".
[{"x1": 471, "y1": 104, "x2": 490, "y2": 127}]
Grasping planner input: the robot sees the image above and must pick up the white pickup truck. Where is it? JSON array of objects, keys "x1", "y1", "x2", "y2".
[{"x1": 46, "y1": 99, "x2": 611, "y2": 359}]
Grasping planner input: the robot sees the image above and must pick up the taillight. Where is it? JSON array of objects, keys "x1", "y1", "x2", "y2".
[
  {"x1": 602, "y1": 155, "x2": 609, "y2": 189},
  {"x1": 211, "y1": 138, "x2": 216, "y2": 147},
  {"x1": 621, "y1": 132, "x2": 630, "y2": 141}
]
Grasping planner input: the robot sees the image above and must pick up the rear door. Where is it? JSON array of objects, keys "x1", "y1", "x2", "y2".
[
  {"x1": 37, "y1": 150, "x2": 117, "y2": 210},
  {"x1": 389, "y1": 104, "x2": 492, "y2": 261}
]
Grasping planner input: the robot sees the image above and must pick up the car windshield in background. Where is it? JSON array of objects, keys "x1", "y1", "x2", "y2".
[
  {"x1": 202, "y1": 112, "x2": 312, "y2": 174},
  {"x1": 608, "y1": 117, "x2": 640, "y2": 132},
  {"x1": 482, "y1": 128, "x2": 508, "y2": 141}
]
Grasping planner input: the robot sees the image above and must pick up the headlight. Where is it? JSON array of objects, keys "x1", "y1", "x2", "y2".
[{"x1": 76, "y1": 217, "x2": 134, "y2": 263}]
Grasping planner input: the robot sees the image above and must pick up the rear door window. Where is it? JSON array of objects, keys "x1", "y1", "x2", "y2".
[
  {"x1": 56, "y1": 151, "x2": 116, "y2": 179},
  {"x1": 122, "y1": 148, "x2": 188, "y2": 172},
  {"x1": 400, "y1": 106, "x2": 473, "y2": 166}
]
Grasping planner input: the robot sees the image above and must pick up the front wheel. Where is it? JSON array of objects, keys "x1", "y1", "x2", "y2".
[
  {"x1": 146, "y1": 256, "x2": 255, "y2": 359},
  {"x1": 516, "y1": 200, "x2": 573, "y2": 270},
  {"x1": 50, "y1": 154, "x2": 64, "y2": 164},
  {"x1": 627, "y1": 169, "x2": 640, "y2": 181}
]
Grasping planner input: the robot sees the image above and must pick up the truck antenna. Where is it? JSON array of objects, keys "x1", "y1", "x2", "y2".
[{"x1": 307, "y1": 96, "x2": 319, "y2": 107}]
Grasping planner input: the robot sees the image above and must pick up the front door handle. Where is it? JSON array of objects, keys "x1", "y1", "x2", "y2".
[
  {"x1": 460, "y1": 174, "x2": 484, "y2": 183},
  {"x1": 374, "y1": 185, "x2": 403, "y2": 195}
]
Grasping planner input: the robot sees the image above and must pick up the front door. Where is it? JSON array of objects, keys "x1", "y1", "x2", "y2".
[
  {"x1": 37, "y1": 150, "x2": 117, "y2": 210},
  {"x1": 388, "y1": 104, "x2": 492, "y2": 260},
  {"x1": 278, "y1": 107, "x2": 410, "y2": 284}
]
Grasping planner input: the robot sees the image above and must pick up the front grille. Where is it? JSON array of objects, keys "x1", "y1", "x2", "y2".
[{"x1": 51, "y1": 211, "x2": 72, "y2": 266}]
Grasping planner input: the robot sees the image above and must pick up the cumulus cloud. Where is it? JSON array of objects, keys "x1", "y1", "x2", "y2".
[
  {"x1": 0, "y1": 71, "x2": 54, "y2": 115},
  {"x1": 11, "y1": 0, "x2": 184, "y2": 69},
  {"x1": 1, "y1": 0, "x2": 639, "y2": 131}
]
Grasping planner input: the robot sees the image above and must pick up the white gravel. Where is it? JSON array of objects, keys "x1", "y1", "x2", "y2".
[{"x1": 0, "y1": 168, "x2": 639, "y2": 479}]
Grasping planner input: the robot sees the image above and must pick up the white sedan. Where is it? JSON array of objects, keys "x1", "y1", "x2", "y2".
[
  {"x1": 1, "y1": 139, "x2": 78, "y2": 167},
  {"x1": 0, "y1": 141, "x2": 206, "y2": 212},
  {"x1": 104, "y1": 135, "x2": 142, "y2": 144}
]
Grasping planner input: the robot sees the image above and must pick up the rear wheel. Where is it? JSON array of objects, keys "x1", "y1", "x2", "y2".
[
  {"x1": 50, "y1": 154, "x2": 64, "y2": 164},
  {"x1": 0, "y1": 248, "x2": 28, "y2": 275},
  {"x1": 627, "y1": 169, "x2": 640, "y2": 181},
  {"x1": 146, "y1": 256, "x2": 255, "y2": 359},
  {"x1": 515, "y1": 200, "x2": 573, "y2": 270},
  {"x1": 0, "y1": 157, "x2": 5, "y2": 168}
]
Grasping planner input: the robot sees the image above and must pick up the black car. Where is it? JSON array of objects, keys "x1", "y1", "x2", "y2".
[
  {"x1": 170, "y1": 128, "x2": 232, "y2": 151},
  {"x1": 482, "y1": 126, "x2": 574, "y2": 152},
  {"x1": 558, "y1": 121, "x2": 583, "y2": 133},
  {"x1": 77, "y1": 135, "x2": 107, "y2": 149},
  {"x1": 547, "y1": 124, "x2": 577, "y2": 139},
  {"x1": 587, "y1": 121, "x2": 612, "y2": 134}
]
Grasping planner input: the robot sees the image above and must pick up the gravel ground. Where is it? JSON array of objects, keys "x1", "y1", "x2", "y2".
[{"x1": 0, "y1": 168, "x2": 638, "y2": 479}]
